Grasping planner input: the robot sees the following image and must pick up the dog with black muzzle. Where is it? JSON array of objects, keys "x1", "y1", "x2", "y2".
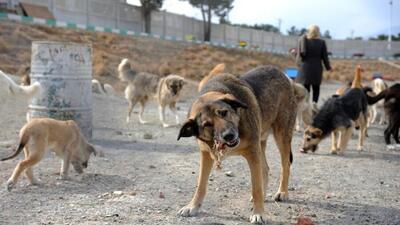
[{"x1": 177, "y1": 66, "x2": 297, "y2": 224}]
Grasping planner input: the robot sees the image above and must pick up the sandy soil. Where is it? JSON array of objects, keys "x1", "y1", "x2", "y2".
[{"x1": 0, "y1": 80, "x2": 399, "y2": 225}]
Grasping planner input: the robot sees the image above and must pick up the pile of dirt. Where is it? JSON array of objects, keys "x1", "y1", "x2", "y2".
[{"x1": 0, "y1": 20, "x2": 399, "y2": 91}]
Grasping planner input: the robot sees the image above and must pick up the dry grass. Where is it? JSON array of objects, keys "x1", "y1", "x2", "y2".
[{"x1": 0, "y1": 20, "x2": 399, "y2": 90}]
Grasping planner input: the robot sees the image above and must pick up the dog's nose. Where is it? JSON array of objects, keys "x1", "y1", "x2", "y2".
[
  {"x1": 223, "y1": 133, "x2": 235, "y2": 142},
  {"x1": 82, "y1": 162, "x2": 88, "y2": 168}
]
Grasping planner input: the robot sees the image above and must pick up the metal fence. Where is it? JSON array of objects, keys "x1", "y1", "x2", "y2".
[{"x1": 6, "y1": 0, "x2": 400, "y2": 58}]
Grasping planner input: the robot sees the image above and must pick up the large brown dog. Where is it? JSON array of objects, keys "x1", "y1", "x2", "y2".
[
  {"x1": 177, "y1": 66, "x2": 296, "y2": 224},
  {"x1": 1, "y1": 118, "x2": 96, "y2": 191}
]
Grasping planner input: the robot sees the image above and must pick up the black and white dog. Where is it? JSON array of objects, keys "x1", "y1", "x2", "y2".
[{"x1": 301, "y1": 88, "x2": 369, "y2": 154}]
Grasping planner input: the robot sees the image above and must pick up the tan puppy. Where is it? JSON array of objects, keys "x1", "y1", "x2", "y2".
[
  {"x1": 177, "y1": 66, "x2": 296, "y2": 224},
  {"x1": 292, "y1": 82, "x2": 318, "y2": 131},
  {"x1": 118, "y1": 59, "x2": 185, "y2": 127},
  {"x1": 1, "y1": 118, "x2": 96, "y2": 191}
]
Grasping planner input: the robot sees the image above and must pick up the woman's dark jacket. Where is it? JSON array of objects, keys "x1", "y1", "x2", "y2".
[{"x1": 296, "y1": 35, "x2": 331, "y2": 85}]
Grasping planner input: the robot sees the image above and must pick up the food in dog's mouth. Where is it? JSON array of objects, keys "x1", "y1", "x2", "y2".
[{"x1": 214, "y1": 138, "x2": 240, "y2": 151}]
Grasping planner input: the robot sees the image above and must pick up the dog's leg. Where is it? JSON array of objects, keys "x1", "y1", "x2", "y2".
[
  {"x1": 138, "y1": 100, "x2": 149, "y2": 124},
  {"x1": 7, "y1": 143, "x2": 45, "y2": 191},
  {"x1": 295, "y1": 111, "x2": 302, "y2": 132},
  {"x1": 357, "y1": 115, "x2": 367, "y2": 151},
  {"x1": 126, "y1": 100, "x2": 136, "y2": 123},
  {"x1": 272, "y1": 130, "x2": 291, "y2": 202},
  {"x1": 23, "y1": 146, "x2": 39, "y2": 185},
  {"x1": 338, "y1": 128, "x2": 353, "y2": 154},
  {"x1": 169, "y1": 102, "x2": 180, "y2": 125},
  {"x1": 178, "y1": 150, "x2": 213, "y2": 217},
  {"x1": 370, "y1": 105, "x2": 377, "y2": 124},
  {"x1": 393, "y1": 118, "x2": 400, "y2": 144},
  {"x1": 158, "y1": 105, "x2": 170, "y2": 128},
  {"x1": 59, "y1": 151, "x2": 71, "y2": 180},
  {"x1": 260, "y1": 140, "x2": 269, "y2": 201},
  {"x1": 331, "y1": 131, "x2": 338, "y2": 154},
  {"x1": 384, "y1": 123, "x2": 393, "y2": 145},
  {"x1": 243, "y1": 149, "x2": 265, "y2": 224}
]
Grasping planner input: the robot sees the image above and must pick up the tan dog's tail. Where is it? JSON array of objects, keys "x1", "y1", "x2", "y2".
[
  {"x1": 198, "y1": 63, "x2": 226, "y2": 92},
  {"x1": 1, "y1": 132, "x2": 29, "y2": 161},
  {"x1": 118, "y1": 58, "x2": 137, "y2": 83},
  {"x1": 351, "y1": 65, "x2": 363, "y2": 89}
]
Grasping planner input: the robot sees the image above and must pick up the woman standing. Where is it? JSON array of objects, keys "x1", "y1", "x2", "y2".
[{"x1": 296, "y1": 25, "x2": 332, "y2": 103}]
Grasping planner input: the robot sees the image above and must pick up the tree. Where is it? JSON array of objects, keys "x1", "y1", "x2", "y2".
[
  {"x1": 287, "y1": 26, "x2": 306, "y2": 36},
  {"x1": 322, "y1": 30, "x2": 332, "y2": 39},
  {"x1": 233, "y1": 23, "x2": 280, "y2": 33},
  {"x1": 369, "y1": 33, "x2": 400, "y2": 41},
  {"x1": 139, "y1": 0, "x2": 163, "y2": 34},
  {"x1": 181, "y1": 0, "x2": 234, "y2": 41}
]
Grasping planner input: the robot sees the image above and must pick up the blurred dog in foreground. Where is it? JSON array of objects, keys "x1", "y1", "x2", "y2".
[
  {"x1": 1, "y1": 118, "x2": 97, "y2": 191},
  {"x1": 118, "y1": 59, "x2": 185, "y2": 127}
]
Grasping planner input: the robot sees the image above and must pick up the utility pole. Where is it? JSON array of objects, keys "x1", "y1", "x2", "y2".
[
  {"x1": 277, "y1": 18, "x2": 282, "y2": 33},
  {"x1": 388, "y1": 0, "x2": 393, "y2": 51}
]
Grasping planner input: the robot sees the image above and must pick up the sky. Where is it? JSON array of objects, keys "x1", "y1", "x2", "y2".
[{"x1": 127, "y1": 0, "x2": 400, "y2": 40}]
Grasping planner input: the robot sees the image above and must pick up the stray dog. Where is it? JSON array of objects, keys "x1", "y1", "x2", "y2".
[
  {"x1": 118, "y1": 59, "x2": 185, "y2": 127},
  {"x1": 302, "y1": 66, "x2": 368, "y2": 154},
  {"x1": 1, "y1": 118, "x2": 96, "y2": 191},
  {"x1": 367, "y1": 83, "x2": 400, "y2": 144},
  {"x1": 198, "y1": 63, "x2": 226, "y2": 92},
  {"x1": 177, "y1": 66, "x2": 296, "y2": 224},
  {"x1": 369, "y1": 78, "x2": 388, "y2": 125},
  {"x1": 292, "y1": 82, "x2": 318, "y2": 131},
  {"x1": 92, "y1": 79, "x2": 116, "y2": 95}
]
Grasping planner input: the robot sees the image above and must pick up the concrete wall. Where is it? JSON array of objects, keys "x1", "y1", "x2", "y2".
[{"x1": 10, "y1": 0, "x2": 400, "y2": 58}]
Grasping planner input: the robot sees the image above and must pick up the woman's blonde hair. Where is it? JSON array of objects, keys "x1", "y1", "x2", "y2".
[{"x1": 307, "y1": 25, "x2": 320, "y2": 39}]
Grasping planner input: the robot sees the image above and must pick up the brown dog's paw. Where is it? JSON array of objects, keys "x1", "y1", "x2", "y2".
[
  {"x1": 274, "y1": 192, "x2": 289, "y2": 202},
  {"x1": 249, "y1": 214, "x2": 265, "y2": 224},
  {"x1": 6, "y1": 180, "x2": 14, "y2": 192},
  {"x1": 177, "y1": 204, "x2": 200, "y2": 217}
]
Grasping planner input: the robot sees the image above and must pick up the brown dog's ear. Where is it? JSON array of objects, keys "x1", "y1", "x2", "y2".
[
  {"x1": 88, "y1": 144, "x2": 97, "y2": 156},
  {"x1": 309, "y1": 127, "x2": 323, "y2": 137},
  {"x1": 221, "y1": 95, "x2": 248, "y2": 110},
  {"x1": 177, "y1": 119, "x2": 198, "y2": 140}
]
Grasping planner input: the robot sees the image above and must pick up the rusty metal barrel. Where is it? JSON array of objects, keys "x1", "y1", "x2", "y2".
[{"x1": 28, "y1": 41, "x2": 93, "y2": 139}]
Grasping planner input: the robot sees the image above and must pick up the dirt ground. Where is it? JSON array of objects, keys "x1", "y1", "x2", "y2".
[{"x1": 0, "y1": 79, "x2": 399, "y2": 225}]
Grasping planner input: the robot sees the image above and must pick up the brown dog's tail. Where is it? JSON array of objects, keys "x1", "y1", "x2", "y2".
[
  {"x1": 1, "y1": 133, "x2": 29, "y2": 161},
  {"x1": 198, "y1": 63, "x2": 226, "y2": 92},
  {"x1": 351, "y1": 65, "x2": 363, "y2": 89}
]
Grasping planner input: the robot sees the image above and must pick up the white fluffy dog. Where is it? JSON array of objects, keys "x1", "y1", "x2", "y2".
[{"x1": 369, "y1": 78, "x2": 387, "y2": 125}]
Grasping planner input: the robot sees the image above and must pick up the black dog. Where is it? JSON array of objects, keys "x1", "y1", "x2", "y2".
[
  {"x1": 367, "y1": 83, "x2": 400, "y2": 144},
  {"x1": 302, "y1": 88, "x2": 368, "y2": 154}
]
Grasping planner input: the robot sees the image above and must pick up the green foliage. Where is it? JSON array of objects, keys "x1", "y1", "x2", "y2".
[
  {"x1": 232, "y1": 23, "x2": 280, "y2": 33},
  {"x1": 323, "y1": 30, "x2": 332, "y2": 39},
  {"x1": 139, "y1": 0, "x2": 163, "y2": 12},
  {"x1": 369, "y1": 33, "x2": 400, "y2": 41},
  {"x1": 181, "y1": 0, "x2": 234, "y2": 41},
  {"x1": 287, "y1": 26, "x2": 307, "y2": 36}
]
